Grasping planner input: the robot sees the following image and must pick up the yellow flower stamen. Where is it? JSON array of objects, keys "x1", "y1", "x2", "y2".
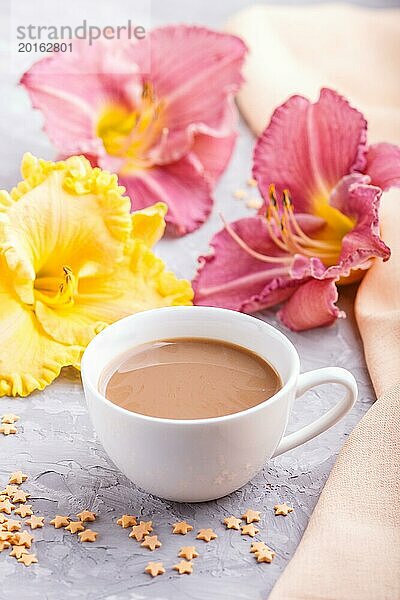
[
  {"x1": 96, "y1": 81, "x2": 165, "y2": 170},
  {"x1": 225, "y1": 184, "x2": 354, "y2": 269}
]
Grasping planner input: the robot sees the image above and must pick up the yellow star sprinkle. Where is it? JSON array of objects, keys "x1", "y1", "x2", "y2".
[
  {"x1": 141, "y1": 535, "x2": 162, "y2": 551},
  {"x1": 0, "y1": 424, "x2": 17, "y2": 435},
  {"x1": 78, "y1": 529, "x2": 98, "y2": 542},
  {"x1": 172, "y1": 521, "x2": 193, "y2": 535},
  {"x1": 1, "y1": 414, "x2": 20, "y2": 424},
  {"x1": 1, "y1": 485, "x2": 18, "y2": 496},
  {"x1": 223, "y1": 516, "x2": 242, "y2": 530},
  {"x1": 14, "y1": 505, "x2": 33, "y2": 518},
  {"x1": 241, "y1": 524, "x2": 259, "y2": 537},
  {"x1": 129, "y1": 521, "x2": 153, "y2": 542},
  {"x1": 76, "y1": 510, "x2": 96, "y2": 523},
  {"x1": 10, "y1": 545, "x2": 28, "y2": 559},
  {"x1": 145, "y1": 561, "x2": 165, "y2": 577},
  {"x1": 117, "y1": 514, "x2": 137, "y2": 528},
  {"x1": 173, "y1": 560, "x2": 193, "y2": 575},
  {"x1": 178, "y1": 546, "x2": 199, "y2": 560},
  {"x1": 256, "y1": 548, "x2": 275, "y2": 563},
  {"x1": 5, "y1": 519, "x2": 21, "y2": 532},
  {"x1": 50, "y1": 515, "x2": 70, "y2": 528},
  {"x1": 9, "y1": 472, "x2": 27, "y2": 485},
  {"x1": 242, "y1": 509, "x2": 261, "y2": 524},
  {"x1": 0, "y1": 500, "x2": 15, "y2": 514},
  {"x1": 0, "y1": 540, "x2": 11, "y2": 552},
  {"x1": 65, "y1": 521, "x2": 85, "y2": 534},
  {"x1": 196, "y1": 528, "x2": 217, "y2": 542},
  {"x1": 25, "y1": 516, "x2": 44, "y2": 530},
  {"x1": 274, "y1": 503, "x2": 294, "y2": 516},
  {"x1": 12, "y1": 490, "x2": 30, "y2": 504},
  {"x1": 14, "y1": 531, "x2": 33, "y2": 548},
  {"x1": 250, "y1": 541, "x2": 270, "y2": 555},
  {"x1": 18, "y1": 552, "x2": 38, "y2": 566}
]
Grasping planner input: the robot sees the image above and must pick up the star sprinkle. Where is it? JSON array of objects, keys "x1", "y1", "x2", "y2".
[
  {"x1": 9, "y1": 472, "x2": 28, "y2": 485},
  {"x1": 129, "y1": 521, "x2": 153, "y2": 541},
  {"x1": 12, "y1": 490, "x2": 30, "y2": 503},
  {"x1": 5, "y1": 519, "x2": 21, "y2": 532},
  {"x1": 65, "y1": 521, "x2": 85, "y2": 534},
  {"x1": 223, "y1": 516, "x2": 242, "y2": 530},
  {"x1": 145, "y1": 561, "x2": 165, "y2": 577},
  {"x1": 241, "y1": 524, "x2": 259, "y2": 537},
  {"x1": 0, "y1": 540, "x2": 10, "y2": 552},
  {"x1": 25, "y1": 516, "x2": 44, "y2": 530},
  {"x1": 1, "y1": 485, "x2": 18, "y2": 496},
  {"x1": 250, "y1": 541, "x2": 270, "y2": 555},
  {"x1": 78, "y1": 529, "x2": 98, "y2": 542},
  {"x1": 256, "y1": 548, "x2": 275, "y2": 563},
  {"x1": 76, "y1": 510, "x2": 96, "y2": 523},
  {"x1": 18, "y1": 553, "x2": 38, "y2": 566},
  {"x1": 117, "y1": 514, "x2": 137, "y2": 528},
  {"x1": 0, "y1": 515, "x2": 7, "y2": 524},
  {"x1": 173, "y1": 560, "x2": 193, "y2": 574},
  {"x1": 2, "y1": 414, "x2": 20, "y2": 424},
  {"x1": 274, "y1": 503, "x2": 294, "y2": 516},
  {"x1": 179, "y1": 546, "x2": 199, "y2": 560},
  {"x1": 141, "y1": 535, "x2": 162, "y2": 551},
  {"x1": 242, "y1": 509, "x2": 261, "y2": 524},
  {"x1": 0, "y1": 531, "x2": 12, "y2": 541},
  {"x1": 10, "y1": 545, "x2": 28, "y2": 559},
  {"x1": 172, "y1": 521, "x2": 193, "y2": 535},
  {"x1": 50, "y1": 515, "x2": 70, "y2": 528},
  {"x1": 14, "y1": 531, "x2": 33, "y2": 548},
  {"x1": 14, "y1": 505, "x2": 33, "y2": 518},
  {"x1": 0, "y1": 424, "x2": 17, "y2": 435},
  {"x1": 196, "y1": 528, "x2": 217, "y2": 542},
  {"x1": 0, "y1": 500, "x2": 15, "y2": 514}
]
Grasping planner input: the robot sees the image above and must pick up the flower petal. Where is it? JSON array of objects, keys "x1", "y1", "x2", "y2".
[
  {"x1": 193, "y1": 216, "x2": 298, "y2": 311},
  {"x1": 0, "y1": 258, "x2": 81, "y2": 397},
  {"x1": 21, "y1": 27, "x2": 245, "y2": 168},
  {"x1": 1, "y1": 155, "x2": 131, "y2": 305},
  {"x1": 35, "y1": 240, "x2": 193, "y2": 347},
  {"x1": 131, "y1": 202, "x2": 167, "y2": 247},
  {"x1": 190, "y1": 129, "x2": 237, "y2": 184},
  {"x1": 365, "y1": 143, "x2": 400, "y2": 191},
  {"x1": 253, "y1": 89, "x2": 367, "y2": 212},
  {"x1": 330, "y1": 175, "x2": 390, "y2": 277},
  {"x1": 278, "y1": 279, "x2": 345, "y2": 331},
  {"x1": 20, "y1": 41, "x2": 141, "y2": 156},
  {"x1": 120, "y1": 156, "x2": 213, "y2": 236},
  {"x1": 144, "y1": 26, "x2": 246, "y2": 163}
]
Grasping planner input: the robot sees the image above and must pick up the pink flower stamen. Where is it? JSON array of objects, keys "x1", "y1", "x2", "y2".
[{"x1": 224, "y1": 184, "x2": 342, "y2": 265}]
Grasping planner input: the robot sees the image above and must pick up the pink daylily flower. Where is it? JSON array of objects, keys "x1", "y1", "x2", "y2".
[
  {"x1": 21, "y1": 26, "x2": 246, "y2": 235},
  {"x1": 194, "y1": 89, "x2": 400, "y2": 331}
]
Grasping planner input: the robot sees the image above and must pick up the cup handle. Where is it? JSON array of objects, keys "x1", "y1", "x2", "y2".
[{"x1": 272, "y1": 367, "x2": 357, "y2": 458}]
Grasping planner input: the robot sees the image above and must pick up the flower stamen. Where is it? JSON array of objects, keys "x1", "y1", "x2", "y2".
[{"x1": 224, "y1": 185, "x2": 344, "y2": 266}]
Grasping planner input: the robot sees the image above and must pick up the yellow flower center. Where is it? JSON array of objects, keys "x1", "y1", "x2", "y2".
[
  {"x1": 222, "y1": 184, "x2": 356, "y2": 281},
  {"x1": 96, "y1": 82, "x2": 166, "y2": 170},
  {"x1": 265, "y1": 185, "x2": 354, "y2": 268},
  {"x1": 34, "y1": 266, "x2": 77, "y2": 307}
]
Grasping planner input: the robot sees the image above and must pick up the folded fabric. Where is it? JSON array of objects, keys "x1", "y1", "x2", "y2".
[
  {"x1": 227, "y1": 3, "x2": 400, "y2": 144},
  {"x1": 269, "y1": 189, "x2": 400, "y2": 600},
  {"x1": 227, "y1": 4, "x2": 400, "y2": 598}
]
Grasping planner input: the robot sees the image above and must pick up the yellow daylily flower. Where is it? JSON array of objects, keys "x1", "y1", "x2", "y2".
[{"x1": 0, "y1": 153, "x2": 193, "y2": 397}]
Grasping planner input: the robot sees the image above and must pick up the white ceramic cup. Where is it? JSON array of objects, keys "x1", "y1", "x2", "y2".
[{"x1": 81, "y1": 306, "x2": 357, "y2": 502}]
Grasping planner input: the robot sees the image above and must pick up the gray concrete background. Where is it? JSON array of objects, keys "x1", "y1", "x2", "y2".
[{"x1": 0, "y1": 1, "x2": 396, "y2": 598}]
